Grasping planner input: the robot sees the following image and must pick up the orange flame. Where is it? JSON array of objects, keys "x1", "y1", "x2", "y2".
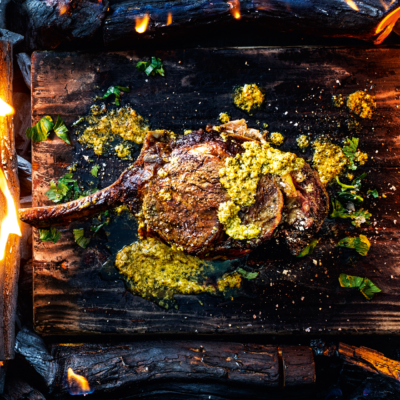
[
  {"x1": 67, "y1": 368, "x2": 92, "y2": 396},
  {"x1": 59, "y1": 3, "x2": 68, "y2": 15},
  {"x1": 0, "y1": 167, "x2": 21, "y2": 261},
  {"x1": 166, "y1": 12, "x2": 173, "y2": 26},
  {"x1": 0, "y1": 99, "x2": 14, "y2": 117},
  {"x1": 376, "y1": 6, "x2": 400, "y2": 34},
  {"x1": 227, "y1": 0, "x2": 241, "y2": 19},
  {"x1": 135, "y1": 14, "x2": 150, "y2": 33},
  {"x1": 344, "y1": 0, "x2": 359, "y2": 11}
]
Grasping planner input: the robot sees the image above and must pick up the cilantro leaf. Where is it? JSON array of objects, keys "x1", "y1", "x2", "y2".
[
  {"x1": 39, "y1": 227, "x2": 61, "y2": 244},
  {"x1": 339, "y1": 273, "x2": 381, "y2": 300},
  {"x1": 53, "y1": 115, "x2": 71, "y2": 144},
  {"x1": 337, "y1": 234, "x2": 371, "y2": 256},
  {"x1": 99, "y1": 86, "x2": 130, "y2": 106},
  {"x1": 368, "y1": 189, "x2": 379, "y2": 198},
  {"x1": 342, "y1": 137, "x2": 359, "y2": 170},
  {"x1": 90, "y1": 164, "x2": 100, "y2": 177},
  {"x1": 297, "y1": 238, "x2": 320, "y2": 257},
  {"x1": 136, "y1": 57, "x2": 165, "y2": 77},
  {"x1": 45, "y1": 173, "x2": 80, "y2": 204},
  {"x1": 73, "y1": 228, "x2": 91, "y2": 249},
  {"x1": 26, "y1": 116, "x2": 54, "y2": 142},
  {"x1": 330, "y1": 200, "x2": 371, "y2": 227},
  {"x1": 237, "y1": 267, "x2": 259, "y2": 280}
]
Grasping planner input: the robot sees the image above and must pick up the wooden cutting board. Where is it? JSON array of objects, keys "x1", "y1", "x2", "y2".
[{"x1": 31, "y1": 46, "x2": 400, "y2": 335}]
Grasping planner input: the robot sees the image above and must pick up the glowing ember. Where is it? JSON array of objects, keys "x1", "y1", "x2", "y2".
[
  {"x1": 343, "y1": 0, "x2": 359, "y2": 11},
  {"x1": 0, "y1": 99, "x2": 14, "y2": 117},
  {"x1": 166, "y1": 12, "x2": 173, "y2": 26},
  {"x1": 135, "y1": 14, "x2": 150, "y2": 33},
  {"x1": 0, "y1": 167, "x2": 21, "y2": 261},
  {"x1": 376, "y1": 6, "x2": 400, "y2": 34},
  {"x1": 59, "y1": 3, "x2": 68, "y2": 15},
  {"x1": 67, "y1": 368, "x2": 93, "y2": 396},
  {"x1": 227, "y1": 0, "x2": 241, "y2": 19}
]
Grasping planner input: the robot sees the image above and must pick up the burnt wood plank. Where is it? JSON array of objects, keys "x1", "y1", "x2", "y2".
[{"x1": 32, "y1": 47, "x2": 400, "y2": 335}]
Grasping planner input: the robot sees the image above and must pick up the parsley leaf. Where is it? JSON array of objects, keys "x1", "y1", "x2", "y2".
[
  {"x1": 367, "y1": 189, "x2": 379, "y2": 198},
  {"x1": 45, "y1": 173, "x2": 80, "y2": 204},
  {"x1": 90, "y1": 164, "x2": 100, "y2": 177},
  {"x1": 237, "y1": 267, "x2": 259, "y2": 280},
  {"x1": 39, "y1": 227, "x2": 61, "y2": 243},
  {"x1": 297, "y1": 238, "x2": 320, "y2": 257},
  {"x1": 337, "y1": 234, "x2": 371, "y2": 256},
  {"x1": 73, "y1": 228, "x2": 91, "y2": 249},
  {"x1": 53, "y1": 115, "x2": 71, "y2": 144},
  {"x1": 342, "y1": 137, "x2": 359, "y2": 170},
  {"x1": 99, "y1": 86, "x2": 130, "y2": 106},
  {"x1": 336, "y1": 173, "x2": 367, "y2": 204},
  {"x1": 339, "y1": 273, "x2": 381, "y2": 300},
  {"x1": 330, "y1": 200, "x2": 371, "y2": 227},
  {"x1": 136, "y1": 57, "x2": 165, "y2": 77},
  {"x1": 26, "y1": 116, "x2": 54, "y2": 142}
]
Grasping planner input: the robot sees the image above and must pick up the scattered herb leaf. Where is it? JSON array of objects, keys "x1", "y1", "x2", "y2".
[
  {"x1": 237, "y1": 267, "x2": 259, "y2": 280},
  {"x1": 99, "y1": 86, "x2": 130, "y2": 106},
  {"x1": 39, "y1": 227, "x2": 61, "y2": 244},
  {"x1": 26, "y1": 116, "x2": 54, "y2": 142},
  {"x1": 297, "y1": 238, "x2": 320, "y2": 257},
  {"x1": 73, "y1": 228, "x2": 91, "y2": 249},
  {"x1": 367, "y1": 189, "x2": 379, "y2": 198},
  {"x1": 72, "y1": 117, "x2": 84, "y2": 126},
  {"x1": 136, "y1": 57, "x2": 165, "y2": 77},
  {"x1": 45, "y1": 173, "x2": 80, "y2": 203},
  {"x1": 90, "y1": 222, "x2": 107, "y2": 234},
  {"x1": 339, "y1": 273, "x2": 381, "y2": 300},
  {"x1": 90, "y1": 164, "x2": 100, "y2": 177},
  {"x1": 342, "y1": 137, "x2": 359, "y2": 170},
  {"x1": 53, "y1": 115, "x2": 71, "y2": 144},
  {"x1": 330, "y1": 200, "x2": 371, "y2": 227},
  {"x1": 337, "y1": 234, "x2": 371, "y2": 256},
  {"x1": 336, "y1": 173, "x2": 367, "y2": 204}
]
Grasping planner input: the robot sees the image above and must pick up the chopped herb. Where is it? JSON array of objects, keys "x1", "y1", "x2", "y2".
[
  {"x1": 91, "y1": 211, "x2": 110, "y2": 234},
  {"x1": 367, "y1": 189, "x2": 379, "y2": 198},
  {"x1": 237, "y1": 267, "x2": 259, "y2": 280},
  {"x1": 73, "y1": 228, "x2": 91, "y2": 249},
  {"x1": 90, "y1": 164, "x2": 100, "y2": 177},
  {"x1": 297, "y1": 238, "x2": 320, "y2": 257},
  {"x1": 336, "y1": 173, "x2": 367, "y2": 204},
  {"x1": 342, "y1": 137, "x2": 359, "y2": 170},
  {"x1": 45, "y1": 173, "x2": 80, "y2": 204},
  {"x1": 337, "y1": 234, "x2": 371, "y2": 256},
  {"x1": 53, "y1": 115, "x2": 71, "y2": 144},
  {"x1": 90, "y1": 222, "x2": 107, "y2": 234},
  {"x1": 39, "y1": 227, "x2": 61, "y2": 243},
  {"x1": 339, "y1": 273, "x2": 381, "y2": 300},
  {"x1": 136, "y1": 57, "x2": 165, "y2": 77},
  {"x1": 99, "y1": 86, "x2": 130, "y2": 106},
  {"x1": 72, "y1": 117, "x2": 84, "y2": 126},
  {"x1": 26, "y1": 116, "x2": 54, "y2": 142},
  {"x1": 330, "y1": 200, "x2": 371, "y2": 227}
]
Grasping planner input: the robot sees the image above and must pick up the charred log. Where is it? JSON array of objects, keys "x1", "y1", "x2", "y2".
[
  {"x1": 103, "y1": 0, "x2": 400, "y2": 48},
  {"x1": 15, "y1": 328, "x2": 315, "y2": 398},
  {"x1": 16, "y1": 53, "x2": 31, "y2": 90}
]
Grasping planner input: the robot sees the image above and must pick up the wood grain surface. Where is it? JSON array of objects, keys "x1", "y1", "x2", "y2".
[{"x1": 31, "y1": 47, "x2": 400, "y2": 335}]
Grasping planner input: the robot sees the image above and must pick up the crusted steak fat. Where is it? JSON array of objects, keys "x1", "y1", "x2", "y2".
[{"x1": 19, "y1": 124, "x2": 328, "y2": 259}]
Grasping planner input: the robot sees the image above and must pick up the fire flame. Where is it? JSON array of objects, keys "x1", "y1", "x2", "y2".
[
  {"x1": 166, "y1": 12, "x2": 173, "y2": 26},
  {"x1": 0, "y1": 167, "x2": 21, "y2": 261},
  {"x1": 227, "y1": 0, "x2": 241, "y2": 19},
  {"x1": 59, "y1": 3, "x2": 68, "y2": 15},
  {"x1": 67, "y1": 368, "x2": 93, "y2": 396},
  {"x1": 376, "y1": 6, "x2": 400, "y2": 34},
  {"x1": 343, "y1": 0, "x2": 359, "y2": 11},
  {"x1": 0, "y1": 99, "x2": 14, "y2": 117},
  {"x1": 135, "y1": 14, "x2": 150, "y2": 33}
]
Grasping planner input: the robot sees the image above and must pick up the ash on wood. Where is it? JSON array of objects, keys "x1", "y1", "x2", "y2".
[
  {"x1": 31, "y1": 47, "x2": 400, "y2": 335},
  {"x1": 14, "y1": 327, "x2": 315, "y2": 398},
  {"x1": 0, "y1": 38, "x2": 20, "y2": 360},
  {"x1": 103, "y1": 0, "x2": 400, "y2": 48}
]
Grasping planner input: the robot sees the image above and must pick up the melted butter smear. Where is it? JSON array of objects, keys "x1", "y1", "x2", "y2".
[{"x1": 135, "y1": 14, "x2": 150, "y2": 33}]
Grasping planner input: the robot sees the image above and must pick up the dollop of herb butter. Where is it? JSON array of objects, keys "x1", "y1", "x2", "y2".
[
  {"x1": 346, "y1": 91, "x2": 376, "y2": 119},
  {"x1": 270, "y1": 132, "x2": 284, "y2": 146},
  {"x1": 233, "y1": 84, "x2": 265, "y2": 115},
  {"x1": 296, "y1": 134, "x2": 310, "y2": 149},
  {"x1": 218, "y1": 140, "x2": 304, "y2": 240}
]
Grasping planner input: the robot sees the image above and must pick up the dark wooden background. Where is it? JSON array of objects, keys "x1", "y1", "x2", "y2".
[{"x1": 31, "y1": 46, "x2": 400, "y2": 335}]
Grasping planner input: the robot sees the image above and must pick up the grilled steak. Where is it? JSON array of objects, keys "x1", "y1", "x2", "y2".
[{"x1": 19, "y1": 121, "x2": 328, "y2": 259}]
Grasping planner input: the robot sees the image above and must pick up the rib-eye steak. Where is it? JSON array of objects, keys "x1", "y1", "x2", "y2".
[{"x1": 19, "y1": 120, "x2": 329, "y2": 260}]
